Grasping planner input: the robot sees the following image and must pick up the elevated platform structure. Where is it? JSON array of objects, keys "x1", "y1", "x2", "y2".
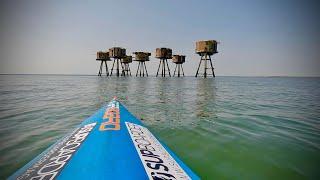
[
  {"x1": 195, "y1": 40, "x2": 218, "y2": 78},
  {"x1": 155, "y1": 48, "x2": 172, "y2": 77},
  {"x1": 133, "y1": 52, "x2": 151, "y2": 77},
  {"x1": 109, "y1": 47, "x2": 126, "y2": 77},
  {"x1": 172, "y1": 55, "x2": 186, "y2": 77},
  {"x1": 121, "y1": 55, "x2": 133, "y2": 76},
  {"x1": 96, "y1": 51, "x2": 111, "y2": 76}
]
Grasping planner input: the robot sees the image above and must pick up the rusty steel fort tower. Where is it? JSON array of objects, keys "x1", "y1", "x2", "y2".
[
  {"x1": 172, "y1": 55, "x2": 186, "y2": 77},
  {"x1": 121, "y1": 55, "x2": 132, "y2": 76},
  {"x1": 96, "y1": 51, "x2": 111, "y2": 76},
  {"x1": 195, "y1": 40, "x2": 218, "y2": 78},
  {"x1": 109, "y1": 47, "x2": 126, "y2": 77},
  {"x1": 133, "y1": 52, "x2": 151, "y2": 77},
  {"x1": 155, "y1": 48, "x2": 172, "y2": 77}
]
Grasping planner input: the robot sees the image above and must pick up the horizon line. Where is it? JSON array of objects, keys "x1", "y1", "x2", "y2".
[{"x1": 0, "y1": 73, "x2": 319, "y2": 78}]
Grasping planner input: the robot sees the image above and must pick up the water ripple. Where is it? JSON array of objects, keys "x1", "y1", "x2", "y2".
[{"x1": 0, "y1": 75, "x2": 319, "y2": 179}]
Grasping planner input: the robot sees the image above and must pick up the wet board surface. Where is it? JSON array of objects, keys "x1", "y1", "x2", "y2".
[{"x1": 9, "y1": 98, "x2": 200, "y2": 180}]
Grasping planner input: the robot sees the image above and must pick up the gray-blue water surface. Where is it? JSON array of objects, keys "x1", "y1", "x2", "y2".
[{"x1": 0, "y1": 75, "x2": 319, "y2": 179}]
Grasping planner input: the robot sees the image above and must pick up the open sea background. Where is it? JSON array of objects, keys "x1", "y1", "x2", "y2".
[{"x1": 0, "y1": 75, "x2": 319, "y2": 179}]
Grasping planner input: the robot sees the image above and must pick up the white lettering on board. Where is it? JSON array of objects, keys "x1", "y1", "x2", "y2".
[{"x1": 125, "y1": 122, "x2": 191, "y2": 180}]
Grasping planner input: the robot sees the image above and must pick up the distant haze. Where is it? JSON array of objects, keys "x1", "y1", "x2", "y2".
[{"x1": 0, "y1": 0, "x2": 319, "y2": 76}]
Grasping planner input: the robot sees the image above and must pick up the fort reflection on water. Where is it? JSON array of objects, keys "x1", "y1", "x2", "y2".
[{"x1": 94, "y1": 76, "x2": 217, "y2": 128}]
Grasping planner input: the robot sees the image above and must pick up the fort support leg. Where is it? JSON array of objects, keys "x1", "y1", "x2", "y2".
[
  {"x1": 173, "y1": 64, "x2": 177, "y2": 77},
  {"x1": 181, "y1": 64, "x2": 185, "y2": 77},
  {"x1": 124, "y1": 64, "x2": 129, "y2": 76},
  {"x1": 123, "y1": 64, "x2": 126, "y2": 76},
  {"x1": 144, "y1": 62, "x2": 148, "y2": 77},
  {"x1": 121, "y1": 62, "x2": 125, "y2": 77},
  {"x1": 116, "y1": 59, "x2": 120, "y2": 77},
  {"x1": 164, "y1": 59, "x2": 167, "y2": 77},
  {"x1": 142, "y1": 62, "x2": 144, "y2": 77},
  {"x1": 120, "y1": 62, "x2": 124, "y2": 76},
  {"x1": 136, "y1": 62, "x2": 140, "y2": 77},
  {"x1": 104, "y1": 61, "x2": 109, "y2": 76},
  {"x1": 156, "y1": 60, "x2": 161, "y2": 77},
  {"x1": 98, "y1": 61, "x2": 103, "y2": 76},
  {"x1": 110, "y1": 60, "x2": 115, "y2": 76},
  {"x1": 166, "y1": 59, "x2": 171, "y2": 77},
  {"x1": 126, "y1": 64, "x2": 129, "y2": 76},
  {"x1": 139, "y1": 62, "x2": 142, "y2": 77},
  {"x1": 195, "y1": 55, "x2": 203, "y2": 77},
  {"x1": 162, "y1": 60, "x2": 164, "y2": 77},
  {"x1": 209, "y1": 56, "x2": 215, "y2": 77},
  {"x1": 204, "y1": 54, "x2": 207, "y2": 78},
  {"x1": 161, "y1": 59, "x2": 164, "y2": 77}
]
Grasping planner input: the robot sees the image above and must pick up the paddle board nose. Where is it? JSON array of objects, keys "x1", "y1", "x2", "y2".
[{"x1": 9, "y1": 98, "x2": 200, "y2": 180}]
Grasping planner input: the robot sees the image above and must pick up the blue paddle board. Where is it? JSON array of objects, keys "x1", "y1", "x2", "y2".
[{"x1": 9, "y1": 98, "x2": 200, "y2": 180}]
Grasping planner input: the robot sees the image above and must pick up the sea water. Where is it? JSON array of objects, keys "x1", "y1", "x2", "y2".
[{"x1": 0, "y1": 75, "x2": 319, "y2": 179}]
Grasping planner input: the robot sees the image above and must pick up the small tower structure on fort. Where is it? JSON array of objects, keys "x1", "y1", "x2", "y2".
[
  {"x1": 96, "y1": 51, "x2": 111, "y2": 76},
  {"x1": 121, "y1": 55, "x2": 132, "y2": 76},
  {"x1": 172, "y1": 55, "x2": 186, "y2": 77},
  {"x1": 133, "y1": 52, "x2": 151, "y2": 77},
  {"x1": 195, "y1": 40, "x2": 218, "y2": 78},
  {"x1": 109, "y1": 47, "x2": 126, "y2": 77},
  {"x1": 155, "y1": 48, "x2": 172, "y2": 77}
]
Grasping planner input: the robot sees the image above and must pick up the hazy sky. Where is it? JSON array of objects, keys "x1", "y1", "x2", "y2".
[{"x1": 0, "y1": 0, "x2": 319, "y2": 76}]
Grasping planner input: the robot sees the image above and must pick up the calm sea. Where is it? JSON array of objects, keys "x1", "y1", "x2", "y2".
[{"x1": 0, "y1": 75, "x2": 319, "y2": 179}]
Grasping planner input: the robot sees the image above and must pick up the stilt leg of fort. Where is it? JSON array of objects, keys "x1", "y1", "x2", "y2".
[
  {"x1": 141, "y1": 62, "x2": 144, "y2": 77},
  {"x1": 104, "y1": 61, "x2": 109, "y2": 76},
  {"x1": 144, "y1": 62, "x2": 148, "y2": 77},
  {"x1": 116, "y1": 59, "x2": 120, "y2": 77},
  {"x1": 110, "y1": 60, "x2": 115, "y2": 76},
  {"x1": 156, "y1": 60, "x2": 161, "y2": 77},
  {"x1": 139, "y1": 62, "x2": 142, "y2": 77},
  {"x1": 195, "y1": 55, "x2": 203, "y2": 77},
  {"x1": 98, "y1": 61, "x2": 103, "y2": 76},
  {"x1": 209, "y1": 55, "x2": 215, "y2": 77},
  {"x1": 161, "y1": 60, "x2": 164, "y2": 77},
  {"x1": 173, "y1": 64, "x2": 177, "y2": 77},
  {"x1": 120, "y1": 62, "x2": 125, "y2": 77},
  {"x1": 136, "y1": 62, "x2": 140, "y2": 77},
  {"x1": 166, "y1": 59, "x2": 171, "y2": 77},
  {"x1": 204, "y1": 54, "x2": 207, "y2": 78},
  {"x1": 181, "y1": 64, "x2": 185, "y2": 77}
]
